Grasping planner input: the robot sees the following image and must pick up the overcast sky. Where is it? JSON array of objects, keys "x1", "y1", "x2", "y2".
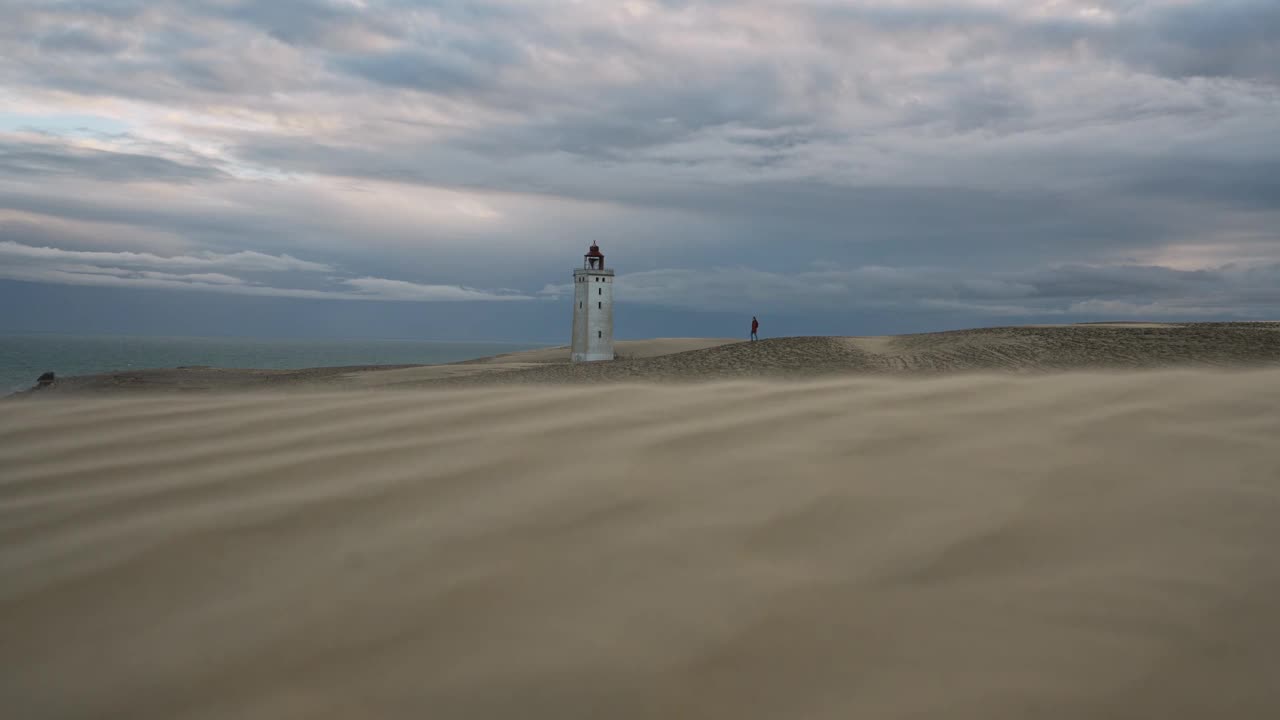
[{"x1": 2, "y1": 0, "x2": 1278, "y2": 340}]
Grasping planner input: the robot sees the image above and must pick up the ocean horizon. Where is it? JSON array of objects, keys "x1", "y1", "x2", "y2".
[{"x1": 0, "y1": 334, "x2": 551, "y2": 395}]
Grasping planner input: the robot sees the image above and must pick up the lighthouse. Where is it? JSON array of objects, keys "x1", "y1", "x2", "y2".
[{"x1": 571, "y1": 241, "x2": 614, "y2": 362}]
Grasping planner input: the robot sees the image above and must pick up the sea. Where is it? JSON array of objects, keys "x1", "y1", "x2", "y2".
[{"x1": 0, "y1": 334, "x2": 550, "y2": 395}]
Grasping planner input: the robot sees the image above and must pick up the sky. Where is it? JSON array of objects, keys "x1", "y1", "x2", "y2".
[{"x1": 1, "y1": 0, "x2": 1278, "y2": 341}]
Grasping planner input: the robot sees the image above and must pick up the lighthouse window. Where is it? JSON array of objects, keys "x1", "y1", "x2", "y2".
[
  {"x1": 597, "y1": 301, "x2": 602, "y2": 309},
  {"x1": 598, "y1": 288, "x2": 601, "y2": 295},
  {"x1": 598, "y1": 330, "x2": 602, "y2": 338}
]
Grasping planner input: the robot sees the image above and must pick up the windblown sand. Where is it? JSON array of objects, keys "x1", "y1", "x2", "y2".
[{"x1": 4, "y1": 370, "x2": 1280, "y2": 718}]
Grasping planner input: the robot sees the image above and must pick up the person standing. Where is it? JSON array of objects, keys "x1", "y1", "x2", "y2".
[{"x1": 751, "y1": 316, "x2": 759, "y2": 341}]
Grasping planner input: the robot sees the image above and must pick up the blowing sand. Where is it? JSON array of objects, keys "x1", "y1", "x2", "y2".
[{"x1": 4, "y1": 370, "x2": 1280, "y2": 718}]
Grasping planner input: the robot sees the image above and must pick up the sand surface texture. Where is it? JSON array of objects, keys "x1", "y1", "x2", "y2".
[{"x1": 4, "y1": 370, "x2": 1280, "y2": 718}]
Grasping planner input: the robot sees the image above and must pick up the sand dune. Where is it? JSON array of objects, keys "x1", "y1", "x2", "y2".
[
  {"x1": 340, "y1": 338, "x2": 742, "y2": 388},
  {"x1": 7, "y1": 338, "x2": 741, "y2": 395},
  {"x1": 14, "y1": 323, "x2": 1280, "y2": 396},
  {"x1": 463, "y1": 337, "x2": 743, "y2": 363},
  {"x1": 4, "y1": 371, "x2": 1280, "y2": 718},
  {"x1": 422, "y1": 322, "x2": 1280, "y2": 386}
]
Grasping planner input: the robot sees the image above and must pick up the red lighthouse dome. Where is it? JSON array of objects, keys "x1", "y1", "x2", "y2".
[{"x1": 584, "y1": 242, "x2": 605, "y2": 270}]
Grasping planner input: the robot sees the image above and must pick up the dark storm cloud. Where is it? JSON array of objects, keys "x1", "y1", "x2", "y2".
[
  {"x1": 10, "y1": 0, "x2": 152, "y2": 20},
  {"x1": 219, "y1": 129, "x2": 1241, "y2": 278},
  {"x1": 209, "y1": 0, "x2": 383, "y2": 46},
  {"x1": 1117, "y1": 0, "x2": 1280, "y2": 83},
  {"x1": 2, "y1": 1, "x2": 310, "y2": 100},
  {"x1": 605, "y1": 261, "x2": 1280, "y2": 318},
  {"x1": 338, "y1": 42, "x2": 526, "y2": 95},
  {"x1": 1021, "y1": 263, "x2": 1221, "y2": 300},
  {"x1": 817, "y1": 0, "x2": 1280, "y2": 84},
  {"x1": 37, "y1": 27, "x2": 131, "y2": 55},
  {"x1": 0, "y1": 187, "x2": 296, "y2": 258},
  {"x1": 455, "y1": 69, "x2": 801, "y2": 159},
  {"x1": 1008, "y1": 262, "x2": 1280, "y2": 313},
  {"x1": 0, "y1": 139, "x2": 227, "y2": 183},
  {"x1": 1121, "y1": 156, "x2": 1280, "y2": 211}
]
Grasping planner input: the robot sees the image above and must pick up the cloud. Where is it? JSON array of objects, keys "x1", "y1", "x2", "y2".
[
  {"x1": 0, "y1": 263, "x2": 296, "y2": 297},
  {"x1": 812, "y1": 0, "x2": 1280, "y2": 84},
  {"x1": 37, "y1": 26, "x2": 132, "y2": 56},
  {"x1": 341, "y1": 276, "x2": 532, "y2": 301},
  {"x1": 137, "y1": 271, "x2": 246, "y2": 285},
  {"x1": 0, "y1": 240, "x2": 531, "y2": 302},
  {"x1": 336, "y1": 38, "x2": 527, "y2": 95},
  {"x1": 1, "y1": 0, "x2": 1278, "y2": 332},
  {"x1": 209, "y1": 0, "x2": 399, "y2": 50},
  {"x1": 0, "y1": 240, "x2": 333, "y2": 273},
  {"x1": 1109, "y1": 0, "x2": 1280, "y2": 84},
  {"x1": 0, "y1": 137, "x2": 227, "y2": 183},
  {"x1": 1066, "y1": 299, "x2": 1225, "y2": 318},
  {"x1": 577, "y1": 262, "x2": 1280, "y2": 318},
  {"x1": 7, "y1": 238, "x2": 1273, "y2": 318}
]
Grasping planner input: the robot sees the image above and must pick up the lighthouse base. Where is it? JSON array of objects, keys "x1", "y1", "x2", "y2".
[{"x1": 572, "y1": 351, "x2": 614, "y2": 363}]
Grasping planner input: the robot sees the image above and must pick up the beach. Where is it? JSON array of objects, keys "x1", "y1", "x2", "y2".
[{"x1": 3, "y1": 324, "x2": 1280, "y2": 718}]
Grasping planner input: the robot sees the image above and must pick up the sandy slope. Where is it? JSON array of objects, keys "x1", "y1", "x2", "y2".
[
  {"x1": 465, "y1": 337, "x2": 744, "y2": 363},
  {"x1": 4, "y1": 371, "x2": 1280, "y2": 718},
  {"x1": 340, "y1": 338, "x2": 741, "y2": 388},
  {"x1": 9, "y1": 338, "x2": 741, "y2": 395}
]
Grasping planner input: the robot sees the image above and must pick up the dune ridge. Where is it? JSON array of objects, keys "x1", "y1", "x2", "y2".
[
  {"x1": 4, "y1": 370, "x2": 1280, "y2": 718},
  {"x1": 427, "y1": 322, "x2": 1280, "y2": 386},
  {"x1": 12, "y1": 323, "x2": 1279, "y2": 396}
]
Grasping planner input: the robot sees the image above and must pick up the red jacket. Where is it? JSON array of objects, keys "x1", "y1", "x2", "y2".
[{"x1": 751, "y1": 319, "x2": 759, "y2": 332}]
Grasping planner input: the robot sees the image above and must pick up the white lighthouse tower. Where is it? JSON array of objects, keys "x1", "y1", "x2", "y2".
[{"x1": 571, "y1": 241, "x2": 614, "y2": 362}]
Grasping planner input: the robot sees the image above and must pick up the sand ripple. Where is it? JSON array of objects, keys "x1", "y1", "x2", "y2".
[{"x1": 4, "y1": 372, "x2": 1280, "y2": 718}]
